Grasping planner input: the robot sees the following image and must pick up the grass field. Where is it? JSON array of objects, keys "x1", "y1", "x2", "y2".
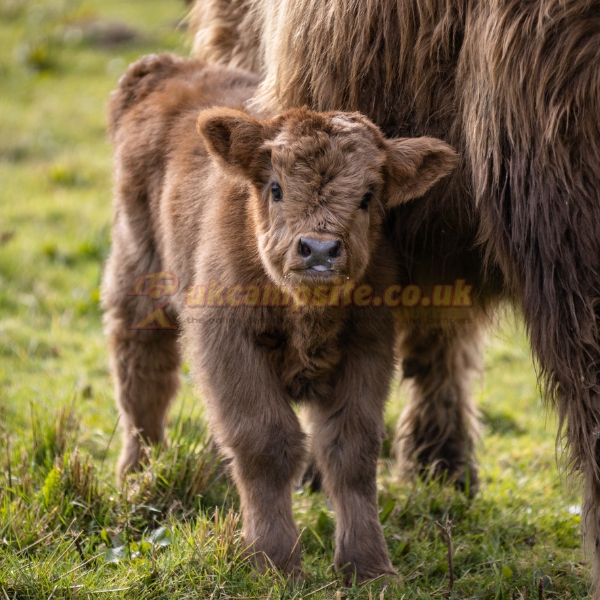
[{"x1": 0, "y1": 1, "x2": 590, "y2": 598}]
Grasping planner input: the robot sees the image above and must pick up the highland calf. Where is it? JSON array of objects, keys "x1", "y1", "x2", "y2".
[{"x1": 102, "y1": 53, "x2": 458, "y2": 581}]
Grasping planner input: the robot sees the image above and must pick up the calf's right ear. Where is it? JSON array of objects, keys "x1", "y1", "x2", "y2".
[
  {"x1": 197, "y1": 108, "x2": 271, "y2": 185},
  {"x1": 384, "y1": 137, "x2": 459, "y2": 206}
]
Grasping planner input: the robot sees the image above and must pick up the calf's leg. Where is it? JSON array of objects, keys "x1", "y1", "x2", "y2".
[
  {"x1": 189, "y1": 321, "x2": 307, "y2": 576},
  {"x1": 307, "y1": 344, "x2": 395, "y2": 583},
  {"x1": 106, "y1": 323, "x2": 181, "y2": 480},
  {"x1": 102, "y1": 247, "x2": 181, "y2": 480},
  {"x1": 229, "y1": 417, "x2": 306, "y2": 576}
]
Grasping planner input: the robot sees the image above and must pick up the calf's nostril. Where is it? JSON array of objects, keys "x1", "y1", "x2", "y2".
[
  {"x1": 298, "y1": 239, "x2": 312, "y2": 257},
  {"x1": 329, "y1": 240, "x2": 342, "y2": 258}
]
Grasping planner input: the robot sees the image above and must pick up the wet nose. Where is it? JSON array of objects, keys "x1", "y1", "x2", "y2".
[{"x1": 298, "y1": 237, "x2": 342, "y2": 270}]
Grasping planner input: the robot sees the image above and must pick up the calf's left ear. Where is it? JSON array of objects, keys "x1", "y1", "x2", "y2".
[
  {"x1": 197, "y1": 108, "x2": 271, "y2": 185},
  {"x1": 384, "y1": 137, "x2": 459, "y2": 206}
]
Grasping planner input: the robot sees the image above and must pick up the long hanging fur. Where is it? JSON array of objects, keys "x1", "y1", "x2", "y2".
[
  {"x1": 189, "y1": 0, "x2": 263, "y2": 73},
  {"x1": 190, "y1": 0, "x2": 600, "y2": 593},
  {"x1": 460, "y1": 1, "x2": 600, "y2": 588}
]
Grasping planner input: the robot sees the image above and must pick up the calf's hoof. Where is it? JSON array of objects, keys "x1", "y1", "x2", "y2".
[
  {"x1": 116, "y1": 438, "x2": 142, "y2": 483},
  {"x1": 245, "y1": 536, "x2": 303, "y2": 582},
  {"x1": 335, "y1": 544, "x2": 395, "y2": 586},
  {"x1": 337, "y1": 560, "x2": 396, "y2": 586}
]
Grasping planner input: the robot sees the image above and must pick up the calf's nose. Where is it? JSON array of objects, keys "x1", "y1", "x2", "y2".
[{"x1": 298, "y1": 237, "x2": 342, "y2": 271}]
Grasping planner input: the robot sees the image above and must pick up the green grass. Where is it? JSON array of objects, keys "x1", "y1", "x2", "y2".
[{"x1": 0, "y1": 1, "x2": 590, "y2": 597}]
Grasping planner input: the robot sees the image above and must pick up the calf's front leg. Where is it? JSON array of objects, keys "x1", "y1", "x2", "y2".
[
  {"x1": 307, "y1": 337, "x2": 396, "y2": 584},
  {"x1": 188, "y1": 319, "x2": 307, "y2": 576}
]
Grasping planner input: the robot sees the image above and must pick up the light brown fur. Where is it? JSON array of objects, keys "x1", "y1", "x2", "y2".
[{"x1": 102, "y1": 53, "x2": 458, "y2": 582}]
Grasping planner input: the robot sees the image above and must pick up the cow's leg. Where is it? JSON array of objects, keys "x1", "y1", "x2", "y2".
[
  {"x1": 394, "y1": 323, "x2": 482, "y2": 495},
  {"x1": 227, "y1": 412, "x2": 306, "y2": 577}
]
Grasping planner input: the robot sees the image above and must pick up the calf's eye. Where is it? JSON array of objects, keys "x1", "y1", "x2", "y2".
[
  {"x1": 359, "y1": 192, "x2": 372, "y2": 210},
  {"x1": 271, "y1": 183, "x2": 283, "y2": 202}
]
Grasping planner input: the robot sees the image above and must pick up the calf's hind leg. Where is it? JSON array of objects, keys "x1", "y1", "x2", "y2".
[
  {"x1": 103, "y1": 254, "x2": 182, "y2": 480},
  {"x1": 107, "y1": 324, "x2": 181, "y2": 479}
]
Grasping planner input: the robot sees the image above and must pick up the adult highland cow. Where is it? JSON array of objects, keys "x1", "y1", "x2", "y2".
[{"x1": 190, "y1": 0, "x2": 600, "y2": 594}]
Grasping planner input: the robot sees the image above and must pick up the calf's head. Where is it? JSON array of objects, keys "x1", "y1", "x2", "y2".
[{"x1": 198, "y1": 108, "x2": 458, "y2": 285}]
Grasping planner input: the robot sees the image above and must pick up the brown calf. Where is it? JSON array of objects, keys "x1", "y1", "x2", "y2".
[{"x1": 102, "y1": 53, "x2": 458, "y2": 582}]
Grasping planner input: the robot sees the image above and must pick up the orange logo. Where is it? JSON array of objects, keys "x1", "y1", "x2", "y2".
[{"x1": 127, "y1": 272, "x2": 179, "y2": 330}]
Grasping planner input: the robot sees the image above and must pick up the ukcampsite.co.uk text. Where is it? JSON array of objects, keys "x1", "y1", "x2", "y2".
[{"x1": 185, "y1": 279, "x2": 473, "y2": 309}]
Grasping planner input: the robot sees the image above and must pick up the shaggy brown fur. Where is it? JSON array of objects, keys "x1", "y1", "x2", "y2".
[
  {"x1": 396, "y1": 323, "x2": 482, "y2": 494},
  {"x1": 102, "y1": 53, "x2": 458, "y2": 582},
  {"x1": 189, "y1": 0, "x2": 263, "y2": 73},
  {"x1": 190, "y1": 0, "x2": 600, "y2": 592}
]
